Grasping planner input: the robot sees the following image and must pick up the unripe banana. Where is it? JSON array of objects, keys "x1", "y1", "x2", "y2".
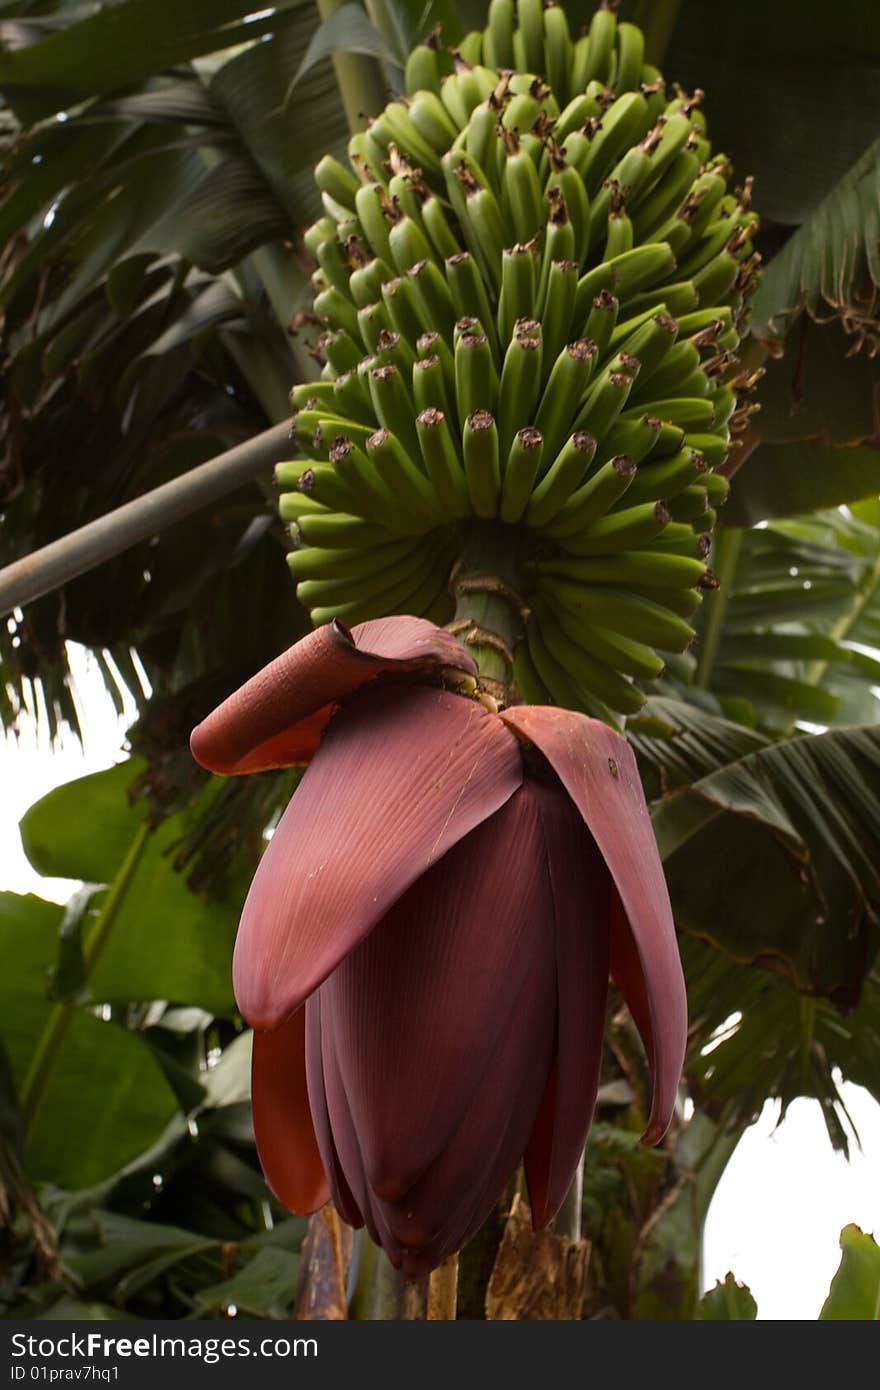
[{"x1": 288, "y1": 8, "x2": 758, "y2": 695}]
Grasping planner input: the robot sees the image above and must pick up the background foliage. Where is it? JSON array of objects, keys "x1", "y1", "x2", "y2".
[{"x1": 1, "y1": 0, "x2": 879, "y2": 1319}]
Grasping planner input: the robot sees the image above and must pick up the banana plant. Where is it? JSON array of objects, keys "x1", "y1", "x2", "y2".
[{"x1": 2, "y1": 0, "x2": 880, "y2": 1322}]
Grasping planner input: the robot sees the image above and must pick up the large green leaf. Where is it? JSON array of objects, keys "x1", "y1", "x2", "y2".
[
  {"x1": 191, "y1": 1245, "x2": 300, "y2": 1318},
  {"x1": 20, "y1": 759, "x2": 246, "y2": 1014},
  {"x1": 664, "y1": 0, "x2": 880, "y2": 226},
  {"x1": 654, "y1": 726, "x2": 880, "y2": 1002},
  {"x1": 0, "y1": 0, "x2": 309, "y2": 121},
  {"x1": 727, "y1": 442, "x2": 880, "y2": 527},
  {"x1": 820, "y1": 1225, "x2": 880, "y2": 1319},
  {"x1": 683, "y1": 941, "x2": 880, "y2": 1151},
  {"x1": 700, "y1": 511, "x2": 880, "y2": 730},
  {"x1": 753, "y1": 136, "x2": 880, "y2": 341},
  {"x1": 0, "y1": 893, "x2": 179, "y2": 1187}
]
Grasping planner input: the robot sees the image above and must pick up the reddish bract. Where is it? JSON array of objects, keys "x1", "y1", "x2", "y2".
[{"x1": 191, "y1": 616, "x2": 687, "y2": 1275}]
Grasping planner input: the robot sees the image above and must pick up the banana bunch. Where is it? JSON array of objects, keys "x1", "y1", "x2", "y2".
[{"x1": 280, "y1": 1, "x2": 762, "y2": 723}]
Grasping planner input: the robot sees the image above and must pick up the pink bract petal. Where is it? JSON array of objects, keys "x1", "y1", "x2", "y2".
[
  {"x1": 317, "y1": 859, "x2": 557, "y2": 1274},
  {"x1": 523, "y1": 782, "x2": 611, "y2": 1227},
  {"x1": 251, "y1": 1012, "x2": 330, "y2": 1215},
  {"x1": 233, "y1": 685, "x2": 522, "y2": 1028},
  {"x1": 190, "y1": 617, "x2": 476, "y2": 774},
  {"x1": 316, "y1": 786, "x2": 556, "y2": 1205},
  {"x1": 305, "y1": 993, "x2": 367, "y2": 1233},
  {"x1": 500, "y1": 705, "x2": 687, "y2": 1145}
]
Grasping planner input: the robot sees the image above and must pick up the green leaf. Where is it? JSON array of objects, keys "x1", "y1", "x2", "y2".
[
  {"x1": 753, "y1": 136, "x2": 880, "y2": 341},
  {"x1": 727, "y1": 443, "x2": 880, "y2": 527},
  {"x1": 820, "y1": 1225, "x2": 880, "y2": 1319},
  {"x1": 0, "y1": 0, "x2": 310, "y2": 122},
  {"x1": 698, "y1": 1274, "x2": 758, "y2": 1320},
  {"x1": 665, "y1": 0, "x2": 880, "y2": 226},
  {"x1": 192, "y1": 1245, "x2": 300, "y2": 1317},
  {"x1": 284, "y1": 3, "x2": 390, "y2": 102},
  {"x1": 684, "y1": 941, "x2": 880, "y2": 1150},
  {"x1": 630, "y1": 696, "x2": 769, "y2": 795},
  {"x1": 655, "y1": 726, "x2": 880, "y2": 1001},
  {"x1": 0, "y1": 892, "x2": 179, "y2": 1187},
  {"x1": 750, "y1": 321, "x2": 880, "y2": 449},
  {"x1": 20, "y1": 760, "x2": 246, "y2": 1015}
]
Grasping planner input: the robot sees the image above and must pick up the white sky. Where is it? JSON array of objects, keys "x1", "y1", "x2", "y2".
[{"x1": 1, "y1": 644, "x2": 877, "y2": 1319}]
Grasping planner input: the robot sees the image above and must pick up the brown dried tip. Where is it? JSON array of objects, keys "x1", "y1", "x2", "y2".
[
  {"x1": 518, "y1": 427, "x2": 543, "y2": 449},
  {"x1": 618, "y1": 353, "x2": 641, "y2": 375},
  {"x1": 375, "y1": 329, "x2": 400, "y2": 353},
  {"x1": 515, "y1": 317, "x2": 542, "y2": 338},
  {"x1": 518, "y1": 336, "x2": 542, "y2": 352},
  {"x1": 468, "y1": 410, "x2": 495, "y2": 431},
  {"x1": 607, "y1": 180, "x2": 626, "y2": 216},
  {"x1": 595, "y1": 288, "x2": 619, "y2": 311},
  {"x1": 583, "y1": 116, "x2": 603, "y2": 140},
  {"x1": 461, "y1": 332, "x2": 489, "y2": 349},
  {"x1": 569, "y1": 340, "x2": 598, "y2": 363},
  {"x1": 416, "y1": 355, "x2": 440, "y2": 371},
  {"x1": 329, "y1": 438, "x2": 354, "y2": 464},
  {"x1": 546, "y1": 140, "x2": 567, "y2": 173},
  {"x1": 546, "y1": 187, "x2": 570, "y2": 225},
  {"x1": 655, "y1": 312, "x2": 679, "y2": 335},
  {"x1": 501, "y1": 125, "x2": 521, "y2": 156},
  {"x1": 699, "y1": 568, "x2": 720, "y2": 591},
  {"x1": 368, "y1": 428, "x2": 390, "y2": 448},
  {"x1": 639, "y1": 123, "x2": 658, "y2": 157},
  {"x1": 531, "y1": 113, "x2": 555, "y2": 141},
  {"x1": 456, "y1": 315, "x2": 480, "y2": 333},
  {"x1": 447, "y1": 251, "x2": 471, "y2": 267},
  {"x1": 298, "y1": 469, "x2": 317, "y2": 496},
  {"x1": 343, "y1": 235, "x2": 368, "y2": 268},
  {"x1": 417, "y1": 407, "x2": 444, "y2": 428},
  {"x1": 417, "y1": 332, "x2": 440, "y2": 353},
  {"x1": 573, "y1": 432, "x2": 596, "y2": 453},
  {"x1": 654, "y1": 501, "x2": 672, "y2": 524},
  {"x1": 371, "y1": 364, "x2": 397, "y2": 381},
  {"x1": 696, "y1": 536, "x2": 712, "y2": 559},
  {"x1": 612, "y1": 456, "x2": 637, "y2": 479},
  {"x1": 691, "y1": 452, "x2": 709, "y2": 476}
]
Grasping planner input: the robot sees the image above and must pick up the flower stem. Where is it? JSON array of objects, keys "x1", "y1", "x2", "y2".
[
  {"x1": 448, "y1": 524, "x2": 528, "y2": 702},
  {"x1": 427, "y1": 1252, "x2": 459, "y2": 1320}
]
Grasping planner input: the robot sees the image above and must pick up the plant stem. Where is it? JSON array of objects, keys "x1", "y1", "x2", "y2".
[
  {"x1": 694, "y1": 527, "x2": 743, "y2": 689},
  {"x1": 449, "y1": 524, "x2": 528, "y2": 701},
  {"x1": 316, "y1": 0, "x2": 389, "y2": 133},
  {"x1": 20, "y1": 823, "x2": 152, "y2": 1133},
  {"x1": 427, "y1": 1252, "x2": 459, "y2": 1320}
]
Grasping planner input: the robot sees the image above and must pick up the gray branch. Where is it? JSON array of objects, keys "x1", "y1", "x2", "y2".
[{"x1": 0, "y1": 421, "x2": 293, "y2": 619}]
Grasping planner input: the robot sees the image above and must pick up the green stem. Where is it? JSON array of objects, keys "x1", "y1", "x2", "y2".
[
  {"x1": 694, "y1": 527, "x2": 743, "y2": 690},
  {"x1": 317, "y1": 0, "x2": 389, "y2": 133},
  {"x1": 633, "y1": 0, "x2": 683, "y2": 68},
  {"x1": 449, "y1": 524, "x2": 528, "y2": 700},
  {"x1": 20, "y1": 823, "x2": 152, "y2": 1133}
]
